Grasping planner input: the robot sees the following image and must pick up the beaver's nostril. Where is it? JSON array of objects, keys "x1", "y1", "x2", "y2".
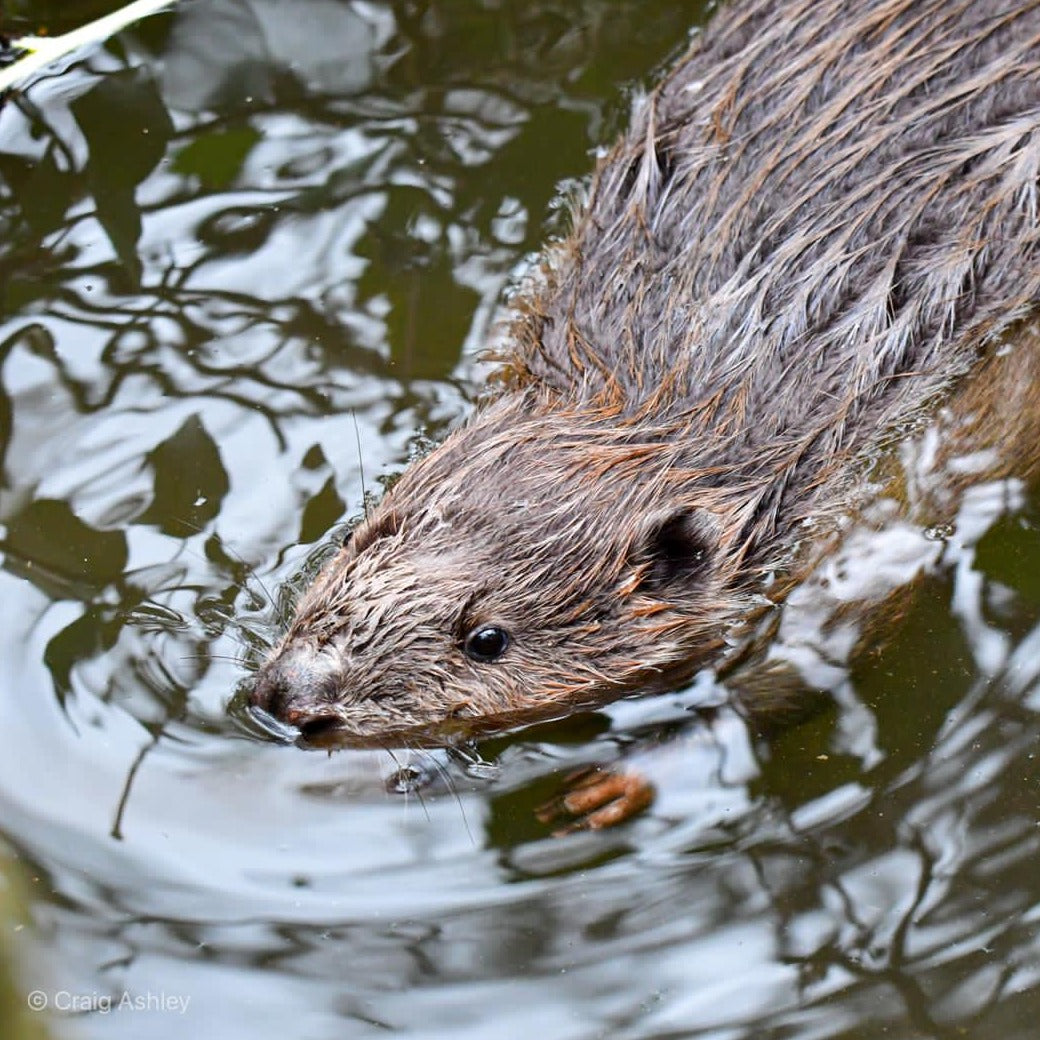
[
  {"x1": 250, "y1": 643, "x2": 342, "y2": 728},
  {"x1": 293, "y1": 713, "x2": 343, "y2": 740}
]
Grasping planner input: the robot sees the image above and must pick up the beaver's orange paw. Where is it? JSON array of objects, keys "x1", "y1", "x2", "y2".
[{"x1": 536, "y1": 767, "x2": 654, "y2": 834}]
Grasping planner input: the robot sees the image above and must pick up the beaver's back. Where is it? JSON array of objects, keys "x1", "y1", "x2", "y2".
[{"x1": 510, "y1": 0, "x2": 1040, "y2": 544}]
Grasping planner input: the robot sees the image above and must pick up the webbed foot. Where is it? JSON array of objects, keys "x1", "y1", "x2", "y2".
[{"x1": 536, "y1": 766, "x2": 654, "y2": 833}]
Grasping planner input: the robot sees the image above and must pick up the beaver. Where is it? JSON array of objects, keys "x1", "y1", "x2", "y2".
[{"x1": 250, "y1": 0, "x2": 1040, "y2": 752}]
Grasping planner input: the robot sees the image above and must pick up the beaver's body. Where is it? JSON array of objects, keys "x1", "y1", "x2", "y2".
[{"x1": 250, "y1": 0, "x2": 1040, "y2": 744}]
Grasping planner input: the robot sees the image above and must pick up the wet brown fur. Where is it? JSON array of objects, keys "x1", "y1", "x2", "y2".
[{"x1": 251, "y1": 0, "x2": 1040, "y2": 744}]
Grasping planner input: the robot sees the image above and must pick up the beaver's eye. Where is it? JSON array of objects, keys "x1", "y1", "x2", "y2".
[{"x1": 464, "y1": 625, "x2": 510, "y2": 662}]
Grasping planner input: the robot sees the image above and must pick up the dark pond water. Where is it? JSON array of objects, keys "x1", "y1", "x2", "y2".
[{"x1": 2, "y1": 1, "x2": 1040, "y2": 1037}]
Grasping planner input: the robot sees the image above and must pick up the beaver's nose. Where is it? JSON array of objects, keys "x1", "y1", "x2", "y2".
[
  {"x1": 249, "y1": 644, "x2": 340, "y2": 729},
  {"x1": 249, "y1": 659, "x2": 292, "y2": 720}
]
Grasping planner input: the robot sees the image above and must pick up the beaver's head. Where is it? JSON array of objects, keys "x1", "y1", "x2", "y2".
[{"x1": 249, "y1": 396, "x2": 750, "y2": 745}]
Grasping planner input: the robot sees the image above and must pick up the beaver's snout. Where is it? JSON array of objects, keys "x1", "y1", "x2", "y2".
[{"x1": 249, "y1": 645, "x2": 344, "y2": 739}]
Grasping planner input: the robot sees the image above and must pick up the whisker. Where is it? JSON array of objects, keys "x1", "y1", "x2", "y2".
[
  {"x1": 351, "y1": 409, "x2": 369, "y2": 520},
  {"x1": 421, "y1": 749, "x2": 474, "y2": 845},
  {"x1": 406, "y1": 744, "x2": 431, "y2": 822},
  {"x1": 177, "y1": 652, "x2": 246, "y2": 665},
  {"x1": 169, "y1": 513, "x2": 277, "y2": 611}
]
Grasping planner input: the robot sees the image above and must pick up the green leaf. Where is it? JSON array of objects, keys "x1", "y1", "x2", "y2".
[
  {"x1": 299, "y1": 474, "x2": 346, "y2": 544},
  {"x1": 140, "y1": 414, "x2": 230, "y2": 535},
  {"x1": 171, "y1": 125, "x2": 261, "y2": 190},
  {"x1": 71, "y1": 68, "x2": 174, "y2": 284},
  {"x1": 2, "y1": 498, "x2": 129, "y2": 595}
]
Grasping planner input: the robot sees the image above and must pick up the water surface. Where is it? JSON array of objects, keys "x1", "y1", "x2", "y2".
[{"x1": 1, "y1": 1, "x2": 1040, "y2": 1037}]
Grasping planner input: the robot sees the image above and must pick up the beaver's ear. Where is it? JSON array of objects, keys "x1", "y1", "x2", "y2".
[{"x1": 631, "y1": 507, "x2": 720, "y2": 593}]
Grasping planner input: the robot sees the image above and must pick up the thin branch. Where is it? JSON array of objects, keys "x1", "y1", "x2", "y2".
[{"x1": 0, "y1": 0, "x2": 175, "y2": 93}]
